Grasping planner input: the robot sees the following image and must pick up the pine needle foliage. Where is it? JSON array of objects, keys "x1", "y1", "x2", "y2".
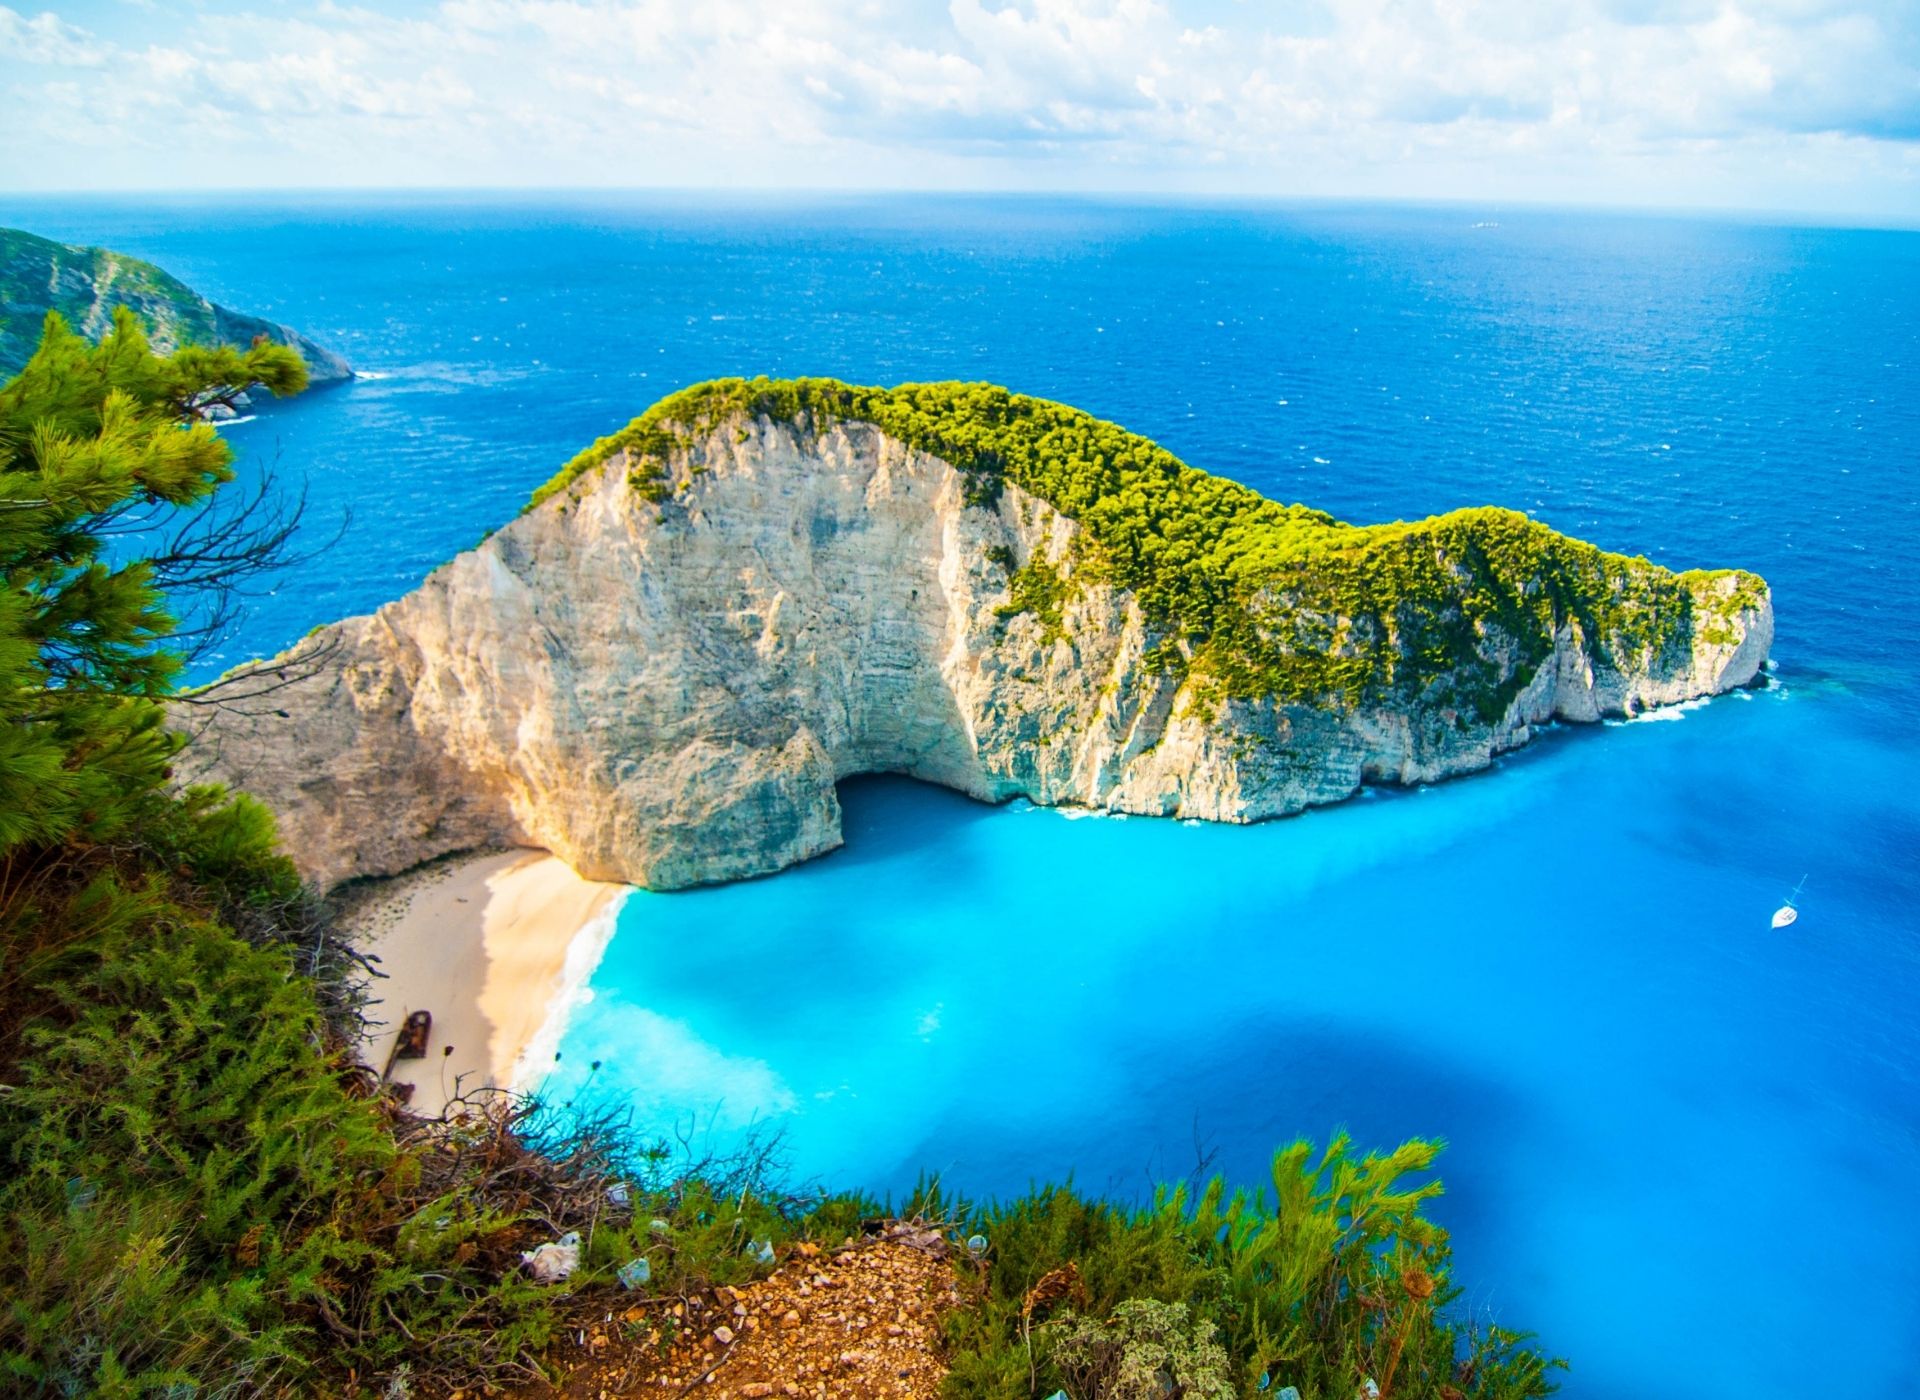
[
  {"x1": 0, "y1": 312, "x2": 579, "y2": 1396},
  {"x1": 0, "y1": 308, "x2": 304, "y2": 850},
  {"x1": 530, "y1": 376, "x2": 1765, "y2": 720}
]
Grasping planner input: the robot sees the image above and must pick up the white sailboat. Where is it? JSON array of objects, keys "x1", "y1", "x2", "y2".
[{"x1": 1771, "y1": 876, "x2": 1807, "y2": 930}]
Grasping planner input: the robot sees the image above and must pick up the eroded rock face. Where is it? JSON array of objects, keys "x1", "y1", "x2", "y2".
[{"x1": 183, "y1": 418, "x2": 1772, "y2": 890}]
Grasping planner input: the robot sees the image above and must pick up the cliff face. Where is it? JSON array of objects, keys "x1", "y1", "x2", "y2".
[
  {"x1": 0, "y1": 227, "x2": 353, "y2": 383},
  {"x1": 186, "y1": 402, "x2": 1772, "y2": 891}
]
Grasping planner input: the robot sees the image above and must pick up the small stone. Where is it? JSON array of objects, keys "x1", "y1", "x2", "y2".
[
  {"x1": 713, "y1": 1325, "x2": 735, "y2": 1346},
  {"x1": 780, "y1": 1309, "x2": 802, "y2": 1327}
]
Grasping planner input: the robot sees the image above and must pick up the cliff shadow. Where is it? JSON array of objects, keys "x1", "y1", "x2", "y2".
[
  {"x1": 808, "y1": 773, "x2": 1010, "y2": 877},
  {"x1": 885, "y1": 1011, "x2": 1539, "y2": 1254}
]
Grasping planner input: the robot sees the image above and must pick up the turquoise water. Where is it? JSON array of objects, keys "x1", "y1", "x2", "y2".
[
  {"x1": 563, "y1": 689, "x2": 1920, "y2": 1398},
  {"x1": 3, "y1": 194, "x2": 1915, "y2": 1394}
]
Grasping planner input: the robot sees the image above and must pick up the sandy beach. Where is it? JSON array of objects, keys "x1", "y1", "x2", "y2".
[{"x1": 341, "y1": 848, "x2": 630, "y2": 1115}]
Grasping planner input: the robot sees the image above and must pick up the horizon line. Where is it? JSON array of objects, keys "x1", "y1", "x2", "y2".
[{"x1": 2, "y1": 185, "x2": 1917, "y2": 236}]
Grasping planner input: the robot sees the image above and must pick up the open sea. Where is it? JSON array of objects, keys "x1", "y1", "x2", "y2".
[{"x1": 5, "y1": 192, "x2": 1915, "y2": 1397}]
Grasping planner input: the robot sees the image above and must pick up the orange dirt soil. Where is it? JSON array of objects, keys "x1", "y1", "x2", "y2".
[{"x1": 498, "y1": 1229, "x2": 964, "y2": 1400}]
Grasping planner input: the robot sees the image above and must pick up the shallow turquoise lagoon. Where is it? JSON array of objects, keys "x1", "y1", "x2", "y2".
[
  {"x1": 3, "y1": 194, "x2": 1914, "y2": 1394},
  {"x1": 548, "y1": 681, "x2": 1917, "y2": 1397}
]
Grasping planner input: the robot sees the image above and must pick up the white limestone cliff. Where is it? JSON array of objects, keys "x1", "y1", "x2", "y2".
[{"x1": 183, "y1": 415, "x2": 1773, "y2": 890}]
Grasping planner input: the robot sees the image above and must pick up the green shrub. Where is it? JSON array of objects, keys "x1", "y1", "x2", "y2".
[
  {"x1": 997, "y1": 556, "x2": 1073, "y2": 638},
  {"x1": 938, "y1": 1135, "x2": 1564, "y2": 1400},
  {"x1": 575, "y1": 1131, "x2": 880, "y2": 1301},
  {"x1": 0, "y1": 821, "x2": 569, "y2": 1395},
  {"x1": 1044, "y1": 1300, "x2": 1235, "y2": 1400},
  {"x1": 0, "y1": 311, "x2": 587, "y2": 1396}
]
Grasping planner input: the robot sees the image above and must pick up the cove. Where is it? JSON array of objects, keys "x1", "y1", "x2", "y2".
[{"x1": 549, "y1": 677, "x2": 1920, "y2": 1398}]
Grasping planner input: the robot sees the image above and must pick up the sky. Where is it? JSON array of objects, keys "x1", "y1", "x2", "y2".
[{"x1": 3, "y1": 0, "x2": 1919, "y2": 221}]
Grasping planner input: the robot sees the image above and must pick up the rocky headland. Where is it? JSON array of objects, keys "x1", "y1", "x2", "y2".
[
  {"x1": 186, "y1": 379, "x2": 1772, "y2": 891},
  {"x1": 0, "y1": 225, "x2": 352, "y2": 384}
]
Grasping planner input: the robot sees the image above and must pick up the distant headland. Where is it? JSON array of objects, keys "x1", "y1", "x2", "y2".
[{"x1": 0, "y1": 225, "x2": 352, "y2": 385}]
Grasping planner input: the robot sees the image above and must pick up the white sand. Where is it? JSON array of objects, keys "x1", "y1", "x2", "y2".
[{"x1": 343, "y1": 849, "x2": 630, "y2": 1115}]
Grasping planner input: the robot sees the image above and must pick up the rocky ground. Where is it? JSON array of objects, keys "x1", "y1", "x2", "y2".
[{"x1": 501, "y1": 1226, "x2": 963, "y2": 1400}]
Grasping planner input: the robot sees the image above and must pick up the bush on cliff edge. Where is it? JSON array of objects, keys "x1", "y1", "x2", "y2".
[{"x1": 0, "y1": 313, "x2": 598, "y2": 1395}]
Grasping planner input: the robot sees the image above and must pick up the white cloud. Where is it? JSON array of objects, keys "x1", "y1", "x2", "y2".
[
  {"x1": 0, "y1": 0, "x2": 1916, "y2": 217},
  {"x1": 0, "y1": 5, "x2": 107, "y2": 64}
]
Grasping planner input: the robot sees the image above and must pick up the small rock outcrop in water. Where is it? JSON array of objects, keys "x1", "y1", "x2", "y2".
[
  {"x1": 0, "y1": 226, "x2": 353, "y2": 383},
  {"x1": 185, "y1": 379, "x2": 1772, "y2": 890}
]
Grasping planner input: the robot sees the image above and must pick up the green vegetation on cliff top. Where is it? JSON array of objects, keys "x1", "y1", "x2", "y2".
[{"x1": 530, "y1": 377, "x2": 1766, "y2": 721}]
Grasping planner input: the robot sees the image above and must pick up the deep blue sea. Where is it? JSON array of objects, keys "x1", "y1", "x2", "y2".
[{"x1": 6, "y1": 193, "x2": 1916, "y2": 1397}]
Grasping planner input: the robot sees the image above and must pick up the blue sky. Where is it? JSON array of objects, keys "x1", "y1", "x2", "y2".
[{"x1": 4, "y1": 0, "x2": 1919, "y2": 220}]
